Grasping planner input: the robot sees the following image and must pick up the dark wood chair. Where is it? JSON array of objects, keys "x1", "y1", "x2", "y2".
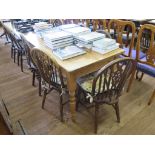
[
  {"x1": 136, "y1": 24, "x2": 155, "y2": 105},
  {"x1": 108, "y1": 19, "x2": 145, "y2": 59},
  {"x1": 4, "y1": 26, "x2": 25, "y2": 72},
  {"x1": 77, "y1": 58, "x2": 136, "y2": 133},
  {"x1": 30, "y1": 48, "x2": 68, "y2": 121},
  {"x1": 20, "y1": 34, "x2": 42, "y2": 96}
]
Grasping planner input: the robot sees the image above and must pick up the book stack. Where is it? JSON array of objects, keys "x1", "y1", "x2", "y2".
[
  {"x1": 75, "y1": 32, "x2": 105, "y2": 49},
  {"x1": 92, "y1": 38, "x2": 119, "y2": 54},
  {"x1": 53, "y1": 45, "x2": 86, "y2": 60},
  {"x1": 33, "y1": 22, "x2": 51, "y2": 32},
  {"x1": 43, "y1": 30, "x2": 73, "y2": 50},
  {"x1": 58, "y1": 24, "x2": 79, "y2": 30},
  {"x1": 64, "y1": 26, "x2": 91, "y2": 36}
]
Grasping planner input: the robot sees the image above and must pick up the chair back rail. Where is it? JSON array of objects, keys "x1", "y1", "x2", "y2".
[
  {"x1": 91, "y1": 58, "x2": 137, "y2": 104},
  {"x1": 93, "y1": 19, "x2": 107, "y2": 31},
  {"x1": 136, "y1": 24, "x2": 155, "y2": 67},
  {"x1": 30, "y1": 48, "x2": 65, "y2": 89},
  {"x1": 5, "y1": 26, "x2": 23, "y2": 50},
  {"x1": 96, "y1": 29, "x2": 111, "y2": 38},
  {"x1": 20, "y1": 33, "x2": 35, "y2": 68},
  {"x1": 108, "y1": 19, "x2": 136, "y2": 57}
]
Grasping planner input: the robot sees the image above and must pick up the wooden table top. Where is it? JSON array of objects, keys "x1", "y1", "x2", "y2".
[
  {"x1": 25, "y1": 32, "x2": 124, "y2": 73},
  {"x1": 4, "y1": 22, "x2": 124, "y2": 73}
]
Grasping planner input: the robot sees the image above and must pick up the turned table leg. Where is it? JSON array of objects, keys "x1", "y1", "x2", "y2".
[
  {"x1": 69, "y1": 91, "x2": 76, "y2": 122},
  {"x1": 67, "y1": 73, "x2": 77, "y2": 122}
]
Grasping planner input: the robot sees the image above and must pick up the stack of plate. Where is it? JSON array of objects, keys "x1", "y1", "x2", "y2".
[
  {"x1": 58, "y1": 24, "x2": 79, "y2": 30},
  {"x1": 92, "y1": 38, "x2": 119, "y2": 54},
  {"x1": 75, "y1": 32, "x2": 105, "y2": 48},
  {"x1": 53, "y1": 45, "x2": 86, "y2": 60},
  {"x1": 64, "y1": 26, "x2": 91, "y2": 36},
  {"x1": 43, "y1": 30, "x2": 73, "y2": 50},
  {"x1": 33, "y1": 22, "x2": 51, "y2": 32}
]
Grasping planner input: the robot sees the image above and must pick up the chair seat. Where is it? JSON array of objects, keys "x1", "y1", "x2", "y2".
[
  {"x1": 121, "y1": 47, "x2": 146, "y2": 59},
  {"x1": 137, "y1": 57, "x2": 155, "y2": 77},
  {"x1": 77, "y1": 73, "x2": 112, "y2": 94},
  {"x1": 77, "y1": 74, "x2": 118, "y2": 104},
  {"x1": 77, "y1": 74, "x2": 94, "y2": 93}
]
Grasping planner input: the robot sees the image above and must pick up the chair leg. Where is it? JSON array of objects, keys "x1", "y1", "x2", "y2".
[
  {"x1": 11, "y1": 47, "x2": 13, "y2": 58},
  {"x1": 0, "y1": 32, "x2": 5, "y2": 37},
  {"x1": 38, "y1": 77, "x2": 42, "y2": 96},
  {"x1": 114, "y1": 103, "x2": 120, "y2": 123},
  {"x1": 17, "y1": 52, "x2": 20, "y2": 66},
  {"x1": 127, "y1": 68, "x2": 136, "y2": 92},
  {"x1": 4, "y1": 34, "x2": 10, "y2": 44},
  {"x1": 42, "y1": 89, "x2": 47, "y2": 109},
  {"x1": 20, "y1": 53, "x2": 23, "y2": 72},
  {"x1": 148, "y1": 89, "x2": 155, "y2": 106},
  {"x1": 75, "y1": 87, "x2": 80, "y2": 111},
  {"x1": 94, "y1": 103, "x2": 99, "y2": 134},
  {"x1": 32, "y1": 71, "x2": 36, "y2": 86},
  {"x1": 60, "y1": 94, "x2": 63, "y2": 122},
  {"x1": 76, "y1": 100, "x2": 79, "y2": 111},
  {"x1": 38, "y1": 77, "x2": 41, "y2": 96},
  {"x1": 5, "y1": 33, "x2": 9, "y2": 42},
  {"x1": 134, "y1": 37, "x2": 137, "y2": 49},
  {"x1": 136, "y1": 70, "x2": 144, "y2": 81},
  {"x1": 13, "y1": 49, "x2": 16, "y2": 63}
]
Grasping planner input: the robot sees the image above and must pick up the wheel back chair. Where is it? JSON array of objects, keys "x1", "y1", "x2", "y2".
[
  {"x1": 30, "y1": 48, "x2": 68, "y2": 121},
  {"x1": 20, "y1": 34, "x2": 42, "y2": 96},
  {"x1": 77, "y1": 58, "x2": 137, "y2": 133},
  {"x1": 4, "y1": 26, "x2": 25, "y2": 72}
]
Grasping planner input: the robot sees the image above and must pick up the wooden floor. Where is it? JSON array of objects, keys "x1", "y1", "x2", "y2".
[
  {"x1": 0, "y1": 33, "x2": 155, "y2": 135},
  {"x1": 0, "y1": 113, "x2": 11, "y2": 135}
]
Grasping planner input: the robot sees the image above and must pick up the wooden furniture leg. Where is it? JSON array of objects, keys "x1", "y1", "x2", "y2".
[
  {"x1": 127, "y1": 68, "x2": 136, "y2": 92},
  {"x1": 136, "y1": 70, "x2": 144, "y2": 81},
  {"x1": 67, "y1": 73, "x2": 77, "y2": 122},
  {"x1": 148, "y1": 89, "x2": 155, "y2": 105},
  {"x1": 0, "y1": 32, "x2": 5, "y2": 37}
]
